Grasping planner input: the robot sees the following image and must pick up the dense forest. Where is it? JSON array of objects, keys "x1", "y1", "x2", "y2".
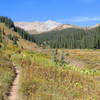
[
  {"x1": 0, "y1": 16, "x2": 100, "y2": 49},
  {"x1": 33, "y1": 28, "x2": 100, "y2": 49}
]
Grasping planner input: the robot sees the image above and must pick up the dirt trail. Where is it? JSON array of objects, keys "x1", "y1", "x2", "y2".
[{"x1": 8, "y1": 66, "x2": 20, "y2": 100}]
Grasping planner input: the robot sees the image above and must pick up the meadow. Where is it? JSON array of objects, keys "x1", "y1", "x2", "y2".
[
  {"x1": 11, "y1": 49, "x2": 100, "y2": 100},
  {"x1": 0, "y1": 42, "x2": 100, "y2": 100},
  {"x1": 64, "y1": 49, "x2": 100, "y2": 70}
]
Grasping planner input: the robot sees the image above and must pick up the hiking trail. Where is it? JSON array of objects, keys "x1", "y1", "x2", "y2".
[{"x1": 8, "y1": 65, "x2": 20, "y2": 100}]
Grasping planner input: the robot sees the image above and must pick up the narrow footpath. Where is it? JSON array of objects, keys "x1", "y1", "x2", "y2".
[{"x1": 8, "y1": 66, "x2": 20, "y2": 100}]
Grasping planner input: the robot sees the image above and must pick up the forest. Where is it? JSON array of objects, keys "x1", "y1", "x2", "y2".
[{"x1": 33, "y1": 28, "x2": 100, "y2": 49}]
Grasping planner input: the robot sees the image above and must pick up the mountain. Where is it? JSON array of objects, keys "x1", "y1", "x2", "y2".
[
  {"x1": 1, "y1": 16, "x2": 100, "y2": 49},
  {"x1": 14, "y1": 20, "x2": 85, "y2": 34},
  {"x1": 14, "y1": 20, "x2": 61, "y2": 34},
  {"x1": 15, "y1": 20, "x2": 100, "y2": 34},
  {"x1": 88, "y1": 24, "x2": 100, "y2": 29},
  {"x1": 55, "y1": 24, "x2": 85, "y2": 30},
  {"x1": 33, "y1": 26, "x2": 100, "y2": 49},
  {"x1": 52, "y1": 23, "x2": 100, "y2": 31}
]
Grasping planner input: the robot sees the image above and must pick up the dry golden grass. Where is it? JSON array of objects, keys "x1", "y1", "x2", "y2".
[
  {"x1": 64, "y1": 49, "x2": 100, "y2": 70},
  {"x1": 18, "y1": 39, "x2": 39, "y2": 51},
  {"x1": 12, "y1": 50, "x2": 100, "y2": 100},
  {"x1": 0, "y1": 23, "x2": 20, "y2": 36},
  {"x1": 19, "y1": 60, "x2": 100, "y2": 100}
]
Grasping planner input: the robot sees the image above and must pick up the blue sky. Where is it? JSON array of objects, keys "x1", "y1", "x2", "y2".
[{"x1": 0, "y1": 0, "x2": 100, "y2": 26}]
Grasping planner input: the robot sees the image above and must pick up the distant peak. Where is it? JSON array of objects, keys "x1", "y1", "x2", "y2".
[{"x1": 14, "y1": 20, "x2": 61, "y2": 33}]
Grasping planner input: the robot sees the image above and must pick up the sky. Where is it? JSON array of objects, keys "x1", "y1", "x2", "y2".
[{"x1": 0, "y1": 0, "x2": 100, "y2": 26}]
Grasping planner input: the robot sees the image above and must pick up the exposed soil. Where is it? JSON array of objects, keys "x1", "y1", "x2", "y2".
[{"x1": 8, "y1": 66, "x2": 20, "y2": 100}]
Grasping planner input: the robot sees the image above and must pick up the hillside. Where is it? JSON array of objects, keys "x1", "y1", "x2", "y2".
[
  {"x1": 0, "y1": 22, "x2": 38, "y2": 51},
  {"x1": 32, "y1": 27, "x2": 100, "y2": 49},
  {"x1": 0, "y1": 23, "x2": 19, "y2": 36}
]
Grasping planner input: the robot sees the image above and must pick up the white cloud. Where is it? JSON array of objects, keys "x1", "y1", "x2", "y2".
[{"x1": 57, "y1": 17, "x2": 100, "y2": 23}]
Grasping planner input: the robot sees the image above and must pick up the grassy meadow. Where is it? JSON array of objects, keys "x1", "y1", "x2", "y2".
[
  {"x1": 11, "y1": 49, "x2": 100, "y2": 100},
  {"x1": 0, "y1": 42, "x2": 100, "y2": 100},
  {"x1": 64, "y1": 49, "x2": 100, "y2": 70}
]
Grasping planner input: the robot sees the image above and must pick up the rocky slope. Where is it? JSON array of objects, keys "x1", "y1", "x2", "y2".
[
  {"x1": 15, "y1": 20, "x2": 100, "y2": 34},
  {"x1": 14, "y1": 20, "x2": 61, "y2": 34}
]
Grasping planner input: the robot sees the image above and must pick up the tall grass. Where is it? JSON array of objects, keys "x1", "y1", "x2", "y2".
[
  {"x1": 64, "y1": 49, "x2": 100, "y2": 70},
  {"x1": 0, "y1": 44, "x2": 19, "y2": 100},
  {"x1": 0, "y1": 57, "x2": 15, "y2": 100},
  {"x1": 12, "y1": 50, "x2": 100, "y2": 100}
]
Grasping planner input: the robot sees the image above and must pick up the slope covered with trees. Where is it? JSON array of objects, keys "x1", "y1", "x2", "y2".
[{"x1": 33, "y1": 28, "x2": 100, "y2": 49}]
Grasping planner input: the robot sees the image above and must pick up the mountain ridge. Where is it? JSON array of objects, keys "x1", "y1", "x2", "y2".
[
  {"x1": 14, "y1": 20, "x2": 100, "y2": 34},
  {"x1": 14, "y1": 20, "x2": 61, "y2": 34}
]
